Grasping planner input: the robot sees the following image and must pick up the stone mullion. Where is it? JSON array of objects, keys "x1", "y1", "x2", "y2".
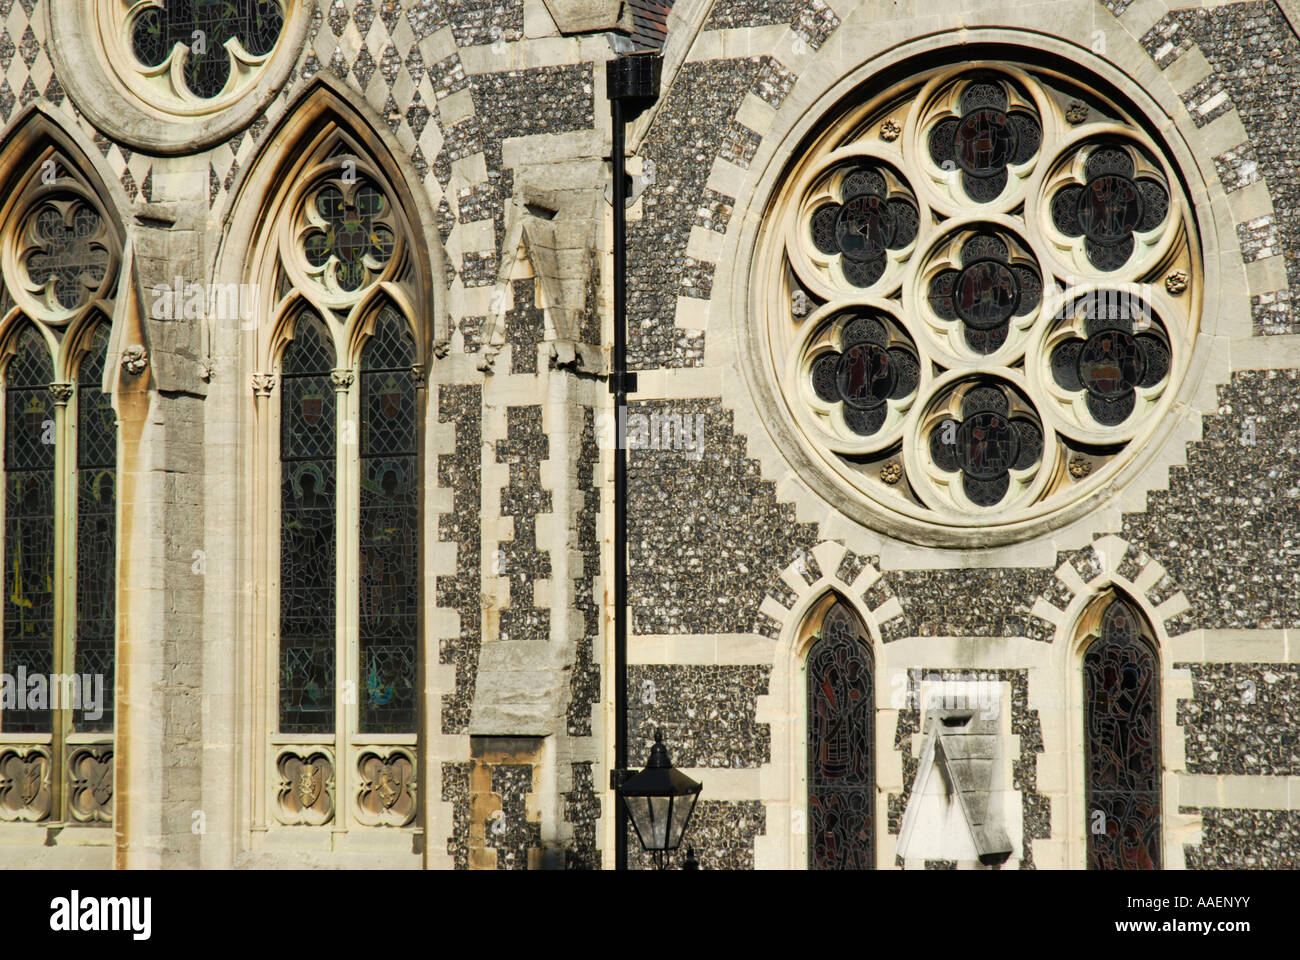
[
  {"x1": 332, "y1": 368, "x2": 355, "y2": 834},
  {"x1": 49, "y1": 381, "x2": 74, "y2": 823},
  {"x1": 251, "y1": 373, "x2": 276, "y2": 832}
]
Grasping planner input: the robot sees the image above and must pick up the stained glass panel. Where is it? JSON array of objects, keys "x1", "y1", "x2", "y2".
[
  {"x1": 2, "y1": 326, "x2": 54, "y2": 734},
  {"x1": 808, "y1": 602, "x2": 874, "y2": 869},
  {"x1": 76, "y1": 324, "x2": 116, "y2": 732},
  {"x1": 279, "y1": 313, "x2": 337, "y2": 734},
  {"x1": 1085, "y1": 599, "x2": 1161, "y2": 870},
  {"x1": 359, "y1": 307, "x2": 417, "y2": 734},
  {"x1": 131, "y1": 1, "x2": 286, "y2": 100}
]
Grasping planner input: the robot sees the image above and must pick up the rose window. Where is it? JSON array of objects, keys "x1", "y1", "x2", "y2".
[
  {"x1": 758, "y1": 59, "x2": 1201, "y2": 540},
  {"x1": 129, "y1": 0, "x2": 285, "y2": 101}
]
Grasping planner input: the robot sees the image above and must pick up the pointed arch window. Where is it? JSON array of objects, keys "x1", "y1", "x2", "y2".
[
  {"x1": 0, "y1": 318, "x2": 118, "y2": 823},
  {"x1": 1084, "y1": 598, "x2": 1161, "y2": 869},
  {"x1": 806, "y1": 599, "x2": 875, "y2": 869},
  {"x1": 358, "y1": 308, "x2": 418, "y2": 734},
  {"x1": 3, "y1": 326, "x2": 57, "y2": 735},
  {"x1": 251, "y1": 131, "x2": 430, "y2": 830},
  {"x1": 278, "y1": 313, "x2": 336, "y2": 735},
  {"x1": 0, "y1": 142, "x2": 122, "y2": 826}
]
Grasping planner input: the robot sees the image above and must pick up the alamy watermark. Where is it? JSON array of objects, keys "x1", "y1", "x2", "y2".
[
  {"x1": 0, "y1": 668, "x2": 104, "y2": 721},
  {"x1": 595, "y1": 408, "x2": 707, "y2": 460},
  {"x1": 150, "y1": 277, "x2": 260, "y2": 326}
]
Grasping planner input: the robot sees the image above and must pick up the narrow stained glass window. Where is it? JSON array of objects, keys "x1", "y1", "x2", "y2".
[
  {"x1": 279, "y1": 313, "x2": 337, "y2": 734},
  {"x1": 358, "y1": 307, "x2": 417, "y2": 734},
  {"x1": 807, "y1": 601, "x2": 874, "y2": 869},
  {"x1": 1084, "y1": 598, "x2": 1161, "y2": 869},
  {"x1": 2, "y1": 326, "x2": 55, "y2": 733},
  {"x1": 75, "y1": 323, "x2": 116, "y2": 732}
]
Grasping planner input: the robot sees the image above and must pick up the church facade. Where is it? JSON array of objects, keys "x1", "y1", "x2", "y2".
[{"x1": 0, "y1": 0, "x2": 1297, "y2": 869}]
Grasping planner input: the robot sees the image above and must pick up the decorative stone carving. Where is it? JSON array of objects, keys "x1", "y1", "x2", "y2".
[
  {"x1": 329, "y1": 368, "x2": 355, "y2": 390},
  {"x1": 356, "y1": 750, "x2": 416, "y2": 827},
  {"x1": 49, "y1": 382, "x2": 75, "y2": 405},
  {"x1": 879, "y1": 460, "x2": 903, "y2": 484},
  {"x1": 880, "y1": 118, "x2": 903, "y2": 141},
  {"x1": 1065, "y1": 100, "x2": 1089, "y2": 124},
  {"x1": 1069, "y1": 456, "x2": 1093, "y2": 479},
  {"x1": 121, "y1": 345, "x2": 149, "y2": 376},
  {"x1": 0, "y1": 746, "x2": 52, "y2": 822},
  {"x1": 251, "y1": 372, "x2": 277, "y2": 396},
  {"x1": 275, "y1": 750, "x2": 334, "y2": 826},
  {"x1": 432, "y1": 339, "x2": 451, "y2": 359},
  {"x1": 67, "y1": 747, "x2": 114, "y2": 823},
  {"x1": 1165, "y1": 269, "x2": 1189, "y2": 295}
]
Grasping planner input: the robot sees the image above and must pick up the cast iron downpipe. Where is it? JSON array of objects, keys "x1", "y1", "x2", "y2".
[{"x1": 607, "y1": 51, "x2": 661, "y2": 871}]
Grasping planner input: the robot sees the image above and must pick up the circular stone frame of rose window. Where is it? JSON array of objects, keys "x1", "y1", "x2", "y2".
[
  {"x1": 740, "y1": 36, "x2": 1216, "y2": 549},
  {"x1": 46, "y1": 1, "x2": 312, "y2": 155}
]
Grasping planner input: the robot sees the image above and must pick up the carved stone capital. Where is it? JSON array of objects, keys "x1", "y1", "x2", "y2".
[
  {"x1": 251, "y1": 372, "x2": 277, "y2": 396},
  {"x1": 330, "y1": 368, "x2": 355, "y2": 391},
  {"x1": 48, "y1": 382, "x2": 74, "y2": 405},
  {"x1": 409, "y1": 363, "x2": 425, "y2": 386}
]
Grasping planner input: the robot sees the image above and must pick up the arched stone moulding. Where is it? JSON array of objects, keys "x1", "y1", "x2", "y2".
[
  {"x1": 46, "y1": 0, "x2": 313, "y2": 155},
  {"x1": 723, "y1": 25, "x2": 1237, "y2": 552},
  {"x1": 214, "y1": 75, "x2": 449, "y2": 374}
]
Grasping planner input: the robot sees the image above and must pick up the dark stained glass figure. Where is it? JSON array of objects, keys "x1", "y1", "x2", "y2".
[
  {"x1": 808, "y1": 602, "x2": 874, "y2": 869},
  {"x1": 928, "y1": 383, "x2": 1042, "y2": 506},
  {"x1": 809, "y1": 313, "x2": 920, "y2": 436},
  {"x1": 1052, "y1": 146, "x2": 1170, "y2": 271},
  {"x1": 279, "y1": 313, "x2": 337, "y2": 734},
  {"x1": 1050, "y1": 292, "x2": 1170, "y2": 426},
  {"x1": 24, "y1": 202, "x2": 110, "y2": 311},
  {"x1": 1085, "y1": 599, "x2": 1161, "y2": 870},
  {"x1": 929, "y1": 80, "x2": 1041, "y2": 202},
  {"x1": 131, "y1": 0, "x2": 285, "y2": 100},
  {"x1": 303, "y1": 183, "x2": 396, "y2": 292},
  {"x1": 2, "y1": 326, "x2": 55, "y2": 733},
  {"x1": 927, "y1": 233, "x2": 1042, "y2": 353},
  {"x1": 809, "y1": 165, "x2": 918, "y2": 288},
  {"x1": 75, "y1": 324, "x2": 116, "y2": 732},
  {"x1": 359, "y1": 307, "x2": 418, "y2": 734}
]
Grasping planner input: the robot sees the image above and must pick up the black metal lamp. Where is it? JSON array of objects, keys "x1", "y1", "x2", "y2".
[{"x1": 620, "y1": 729, "x2": 702, "y2": 869}]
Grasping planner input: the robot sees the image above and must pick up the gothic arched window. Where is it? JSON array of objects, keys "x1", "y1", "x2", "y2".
[
  {"x1": 358, "y1": 307, "x2": 418, "y2": 734},
  {"x1": 253, "y1": 134, "x2": 428, "y2": 828},
  {"x1": 807, "y1": 600, "x2": 875, "y2": 869},
  {"x1": 1084, "y1": 598, "x2": 1161, "y2": 869},
  {"x1": 75, "y1": 323, "x2": 117, "y2": 733},
  {"x1": 3, "y1": 326, "x2": 57, "y2": 735},
  {"x1": 278, "y1": 312, "x2": 336, "y2": 734}
]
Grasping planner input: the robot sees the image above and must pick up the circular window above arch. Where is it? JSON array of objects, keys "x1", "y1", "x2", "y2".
[
  {"x1": 755, "y1": 56, "x2": 1203, "y2": 547},
  {"x1": 47, "y1": 1, "x2": 311, "y2": 154}
]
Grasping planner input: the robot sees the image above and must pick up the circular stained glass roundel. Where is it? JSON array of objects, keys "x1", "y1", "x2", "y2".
[{"x1": 760, "y1": 55, "x2": 1203, "y2": 542}]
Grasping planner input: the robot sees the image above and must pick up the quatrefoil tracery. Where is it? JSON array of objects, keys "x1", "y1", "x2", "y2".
[
  {"x1": 772, "y1": 63, "x2": 1199, "y2": 521},
  {"x1": 18, "y1": 198, "x2": 114, "y2": 316},
  {"x1": 129, "y1": 0, "x2": 286, "y2": 102},
  {"x1": 297, "y1": 179, "x2": 397, "y2": 297}
]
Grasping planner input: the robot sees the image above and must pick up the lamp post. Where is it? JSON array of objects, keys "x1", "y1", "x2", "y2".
[
  {"x1": 620, "y1": 729, "x2": 703, "y2": 870},
  {"x1": 606, "y1": 48, "x2": 663, "y2": 871}
]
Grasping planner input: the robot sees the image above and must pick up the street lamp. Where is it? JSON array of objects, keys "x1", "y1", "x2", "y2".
[{"x1": 620, "y1": 729, "x2": 703, "y2": 869}]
